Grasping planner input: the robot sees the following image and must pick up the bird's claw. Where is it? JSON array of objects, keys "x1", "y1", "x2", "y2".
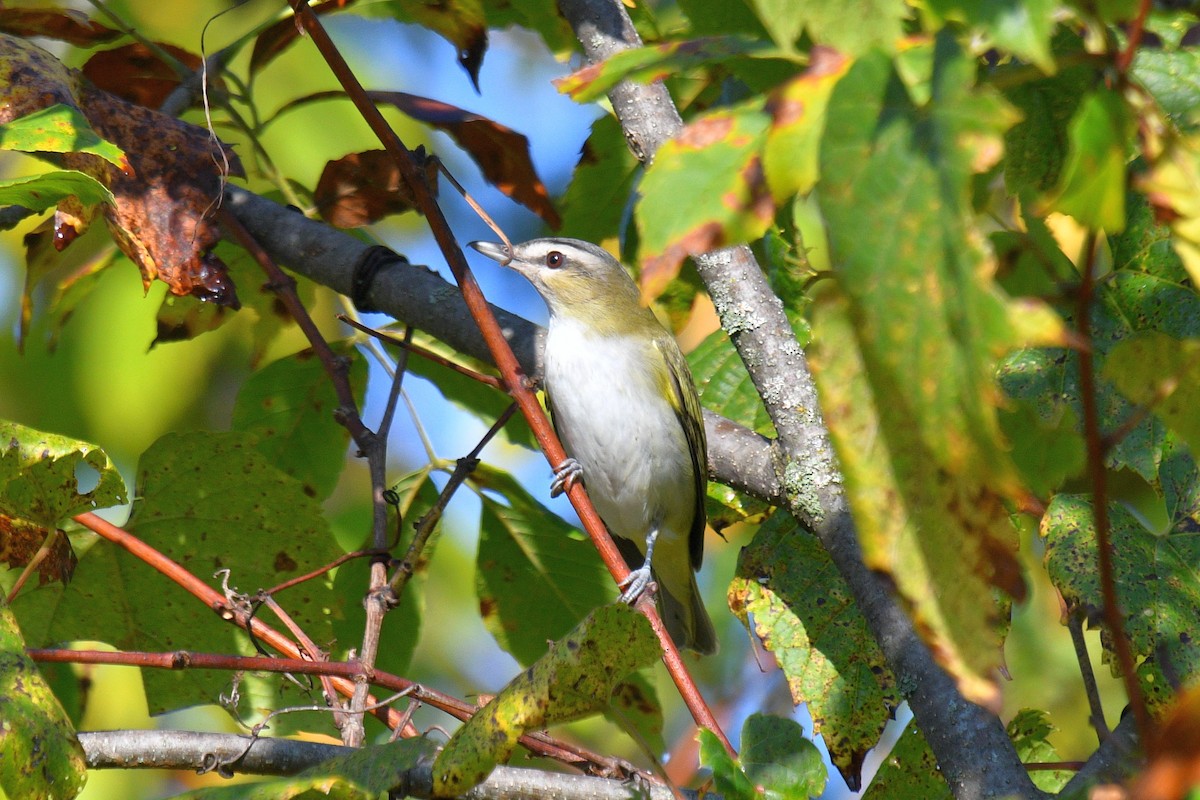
[
  {"x1": 550, "y1": 457, "x2": 583, "y2": 498},
  {"x1": 618, "y1": 565, "x2": 655, "y2": 605}
]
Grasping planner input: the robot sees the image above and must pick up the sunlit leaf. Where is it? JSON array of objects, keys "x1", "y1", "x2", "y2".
[
  {"x1": 0, "y1": 103, "x2": 126, "y2": 169},
  {"x1": 1045, "y1": 89, "x2": 1129, "y2": 232},
  {"x1": 431, "y1": 604, "x2": 658, "y2": 796},
  {"x1": 729, "y1": 512, "x2": 896, "y2": 789},
  {"x1": 0, "y1": 604, "x2": 86, "y2": 800},
  {"x1": 815, "y1": 33, "x2": 1043, "y2": 706}
]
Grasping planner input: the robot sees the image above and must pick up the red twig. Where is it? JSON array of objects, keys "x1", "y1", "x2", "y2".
[
  {"x1": 1074, "y1": 232, "x2": 1153, "y2": 748},
  {"x1": 1114, "y1": 0, "x2": 1153, "y2": 75},
  {"x1": 284, "y1": 0, "x2": 734, "y2": 756},
  {"x1": 69, "y1": 513, "x2": 636, "y2": 774}
]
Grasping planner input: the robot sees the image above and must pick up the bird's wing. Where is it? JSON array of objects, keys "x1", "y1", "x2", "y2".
[{"x1": 655, "y1": 335, "x2": 708, "y2": 571}]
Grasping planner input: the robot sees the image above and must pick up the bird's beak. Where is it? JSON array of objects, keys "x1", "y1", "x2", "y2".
[{"x1": 469, "y1": 240, "x2": 512, "y2": 266}]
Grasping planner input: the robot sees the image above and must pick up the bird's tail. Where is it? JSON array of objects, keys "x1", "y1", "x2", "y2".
[{"x1": 658, "y1": 571, "x2": 718, "y2": 656}]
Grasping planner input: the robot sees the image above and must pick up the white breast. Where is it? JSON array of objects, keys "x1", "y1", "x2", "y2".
[{"x1": 543, "y1": 317, "x2": 695, "y2": 545}]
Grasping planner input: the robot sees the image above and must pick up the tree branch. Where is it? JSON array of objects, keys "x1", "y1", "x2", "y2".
[{"x1": 77, "y1": 730, "x2": 711, "y2": 800}]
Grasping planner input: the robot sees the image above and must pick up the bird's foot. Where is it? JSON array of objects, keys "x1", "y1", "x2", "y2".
[
  {"x1": 618, "y1": 564, "x2": 656, "y2": 605},
  {"x1": 550, "y1": 457, "x2": 583, "y2": 498}
]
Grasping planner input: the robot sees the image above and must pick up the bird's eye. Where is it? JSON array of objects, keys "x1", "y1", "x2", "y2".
[{"x1": 545, "y1": 251, "x2": 564, "y2": 268}]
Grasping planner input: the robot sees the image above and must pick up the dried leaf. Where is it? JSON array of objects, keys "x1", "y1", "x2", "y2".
[
  {"x1": 0, "y1": 516, "x2": 76, "y2": 587},
  {"x1": 81, "y1": 84, "x2": 244, "y2": 306},
  {"x1": 250, "y1": 0, "x2": 353, "y2": 75},
  {"x1": 83, "y1": 42, "x2": 204, "y2": 109},
  {"x1": 0, "y1": 7, "x2": 119, "y2": 47},
  {"x1": 368, "y1": 91, "x2": 559, "y2": 227},
  {"x1": 314, "y1": 149, "x2": 436, "y2": 228}
]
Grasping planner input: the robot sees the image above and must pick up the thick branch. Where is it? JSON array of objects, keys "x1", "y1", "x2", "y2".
[
  {"x1": 554, "y1": 1, "x2": 1045, "y2": 797},
  {"x1": 78, "y1": 730, "x2": 711, "y2": 800}
]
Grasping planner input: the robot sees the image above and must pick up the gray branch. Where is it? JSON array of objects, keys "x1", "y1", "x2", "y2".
[
  {"x1": 554, "y1": 1, "x2": 1050, "y2": 798},
  {"x1": 78, "y1": 730, "x2": 708, "y2": 800}
]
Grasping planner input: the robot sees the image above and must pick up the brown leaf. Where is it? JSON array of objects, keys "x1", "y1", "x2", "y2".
[
  {"x1": 83, "y1": 42, "x2": 204, "y2": 109},
  {"x1": 367, "y1": 91, "x2": 561, "y2": 228},
  {"x1": 249, "y1": 0, "x2": 353, "y2": 75},
  {"x1": 0, "y1": 34, "x2": 244, "y2": 306},
  {"x1": 81, "y1": 84, "x2": 245, "y2": 306},
  {"x1": 314, "y1": 149, "x2": 437, "y2": 228},
  {"x1": 0, "y1": 8, "x2": 120, "y2": 47},
  {"x1": 0, "y1": 515, "x2": 77, "y2": 587}
]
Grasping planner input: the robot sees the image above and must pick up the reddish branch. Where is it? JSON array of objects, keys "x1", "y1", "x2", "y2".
[
  {"x1": 68, "y1": 512, "x2": 625, "y2": 773},
  {"x1": 1074, "y1": 231, "x2": 1153, "y2": 747},
  {"x1": 284, "y1": 0, "x2": 733, "y2": 756}
]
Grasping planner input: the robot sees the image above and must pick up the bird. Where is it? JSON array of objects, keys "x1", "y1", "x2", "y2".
[{"x1": 470, "y1": 237, "x2": 717, "y2": 655}]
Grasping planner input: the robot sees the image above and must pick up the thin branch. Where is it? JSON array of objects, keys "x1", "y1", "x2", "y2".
[
  {"x1": 1075, "y1": 230, "x2": 1153, "y2": 746},
  {"x1": 69, "y1": 514, "x2": 633, "y2": 773},
  {"x1": 284, "y1": 0, "x2": 732, "y2": 754},
  {"x1": 1067, "y1": 609, "x2": 1110, "y2": 742},
  {"x1": 219, "y1": 207, "x2": 389, "y2": 747},
  {"x1": 339, "y1": 315, "x2": 505, "y2": 390},
  {"x1": 389, "y1": 404, "x2": 518, "y2": 599},
  {"x1": 1115, "y1": 0, "x2": 1153, "y2": 75}
]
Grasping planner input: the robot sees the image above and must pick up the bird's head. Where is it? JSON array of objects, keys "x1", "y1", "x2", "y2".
[{"x1": 470, "y1": 238, "x2": 650, "y2": 333}]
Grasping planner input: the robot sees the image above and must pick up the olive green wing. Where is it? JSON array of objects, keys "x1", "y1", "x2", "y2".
[{"x1": 655, "y1": 335, "x2": 708, "y2": 570}]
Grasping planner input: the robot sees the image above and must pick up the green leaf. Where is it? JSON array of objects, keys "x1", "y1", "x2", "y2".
[
  {"x1": 999, "y1": 212, "x2": 1200, "y2": 482},
  {"x1": 762, "y1": 50, "x2": 850, "y2": 203},
  {"x1": 559, "y1": 114, "x2": 639, "y2": 246},
  {"x1": 0, "y1": 103, "x2": 127, "y2": 168},
  {"x1": 729, "y1": 512, "x2": 896, "y2": 789},
  {"x1": 1133, "y1": 27, "x2": 1200, "y2": 128},
  {"x1": 0, "y1": 421, "x2": 125, "y2": 528},
  {"x1": 182, "y1": 737, "x2": 437, "y2": 800},
  {"x1": 752, "y1": 0, "x2": 905, "y2": 56},
  {"x1": 232, "y1": 346, "x2": 366, "y2": 501},
  {"x1": 699, "y1": 728, "x2": 758, "y2": 800},
  {"x1": 1046, "y1": 89, "x2": 1129, "y2": 232},
  {"x1": 0, "y1": 169, "x2": 113, "y2": 212},
  {"x1": 998, "y1": 401, "x2": 1085, "y2": 497},
  {"x1": 12, "y1": 432, "x2": 341, "y2": 726},
  {"x1": 688, "y1": 329, "x2": 775, "y2": 436},
  {"x1": 1104, "y1": 332, "x2": 1200, "y2": 456},
  {"x1": 1007, "y1": 709, "x2": 1072, "y2": 792},
  {"x1": 1000, "y1": 40, "x2": 1095, "y2": 197},
  {"x1": 0, "y1": 602, "x2": 86, "y2": 800},
  {"x1": 816, "y1": 33, "x2": 1047, "y2": 705},
  {"x1": 472, "y1": 463, "x2": 611, "y2": 666},
  {"x1": 636, "y1": 103, "x2": 772, "y2": 298},
  {"x1": 744, "y1": 0, "x2": 806, "y2": 50},
  {"x1": 1043, "y1": 478, "x2": 1200, "y2": 701},
  {"x1": 741, "y1": 714, "x2": 826, "y2": 800},
  {"x1": 862, "y1": 721, "x2": 950, "y2": 800},
  {"x1": 924, "y1": 0, "x2": 1057, "y2": 72},
  {"x1": 432, "y1": 604, "x2": 658, "y2": 796}
]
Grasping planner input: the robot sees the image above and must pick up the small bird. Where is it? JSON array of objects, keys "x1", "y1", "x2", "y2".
[{"x1": 470, "y1": 237, "x2": 717, "y2": 655}]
